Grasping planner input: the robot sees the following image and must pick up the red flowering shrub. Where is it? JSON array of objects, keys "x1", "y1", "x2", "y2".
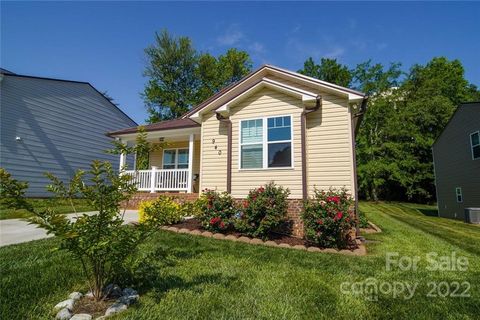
[
  {"x1": 302, "y1": 188, "x2": 355, "y2": 249},
  {"x1": 234, "y1": 182, "x2": 290, "y2": 239},
  {"x1": 195, "y1": 189, "x2": 236, "y2": 232}
]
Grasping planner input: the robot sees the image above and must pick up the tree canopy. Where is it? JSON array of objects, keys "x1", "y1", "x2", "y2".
[
  {"x1": 301, "y1": 56, "x2": 479, "y2": 203},
  {"x1": 143, "y1": 30, "x2": 252, "y2": 122}
]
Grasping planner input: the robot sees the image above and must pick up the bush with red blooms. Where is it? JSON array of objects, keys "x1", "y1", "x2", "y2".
[
  {"x1": 195, "y1": 189, "x2": 236, "y2": 232},
  {"x1": 302, "y1": 188, "x2": 355, "y2": 249},
  {"x1": 234, "y1": 182, "x2": 290, "y2": 239}
]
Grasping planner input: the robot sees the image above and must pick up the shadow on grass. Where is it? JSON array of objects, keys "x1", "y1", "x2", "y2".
[{"x1": 417, "y1": 208, "x2": 438, "y2": 217}]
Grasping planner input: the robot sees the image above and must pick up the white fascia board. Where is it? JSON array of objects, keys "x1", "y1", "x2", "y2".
[{"x1": 216, "y1": 78, "x2": 317, "y2": 113}]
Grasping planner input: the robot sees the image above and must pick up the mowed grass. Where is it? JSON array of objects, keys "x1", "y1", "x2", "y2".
[
  {"x1": 0, "y1": 198, "x2": 94, "y2": 220},
  {"x1": 1, "y1": 202, "x2": 479, "y2": 319}
]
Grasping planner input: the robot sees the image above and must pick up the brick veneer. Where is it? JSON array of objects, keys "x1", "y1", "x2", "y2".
[
  {"x1": 124, "y1": 192, "x2": 306, "y2": 238},
  {"x1": 122, "y1": 192, "x2": 199, "y2": 209}
]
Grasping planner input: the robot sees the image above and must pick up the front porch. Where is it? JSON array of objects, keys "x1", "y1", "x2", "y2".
[{"x1": 115, "y1": 122, "x2": 201, "y2": 193}]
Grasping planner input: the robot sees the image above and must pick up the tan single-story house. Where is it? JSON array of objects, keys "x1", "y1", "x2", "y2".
[
  {"x1": 432, "y1": 101, "x2": 480, "y2": 221},
  {"x1": 108, "y1": 65, "x2": 368, "y2": 235}
]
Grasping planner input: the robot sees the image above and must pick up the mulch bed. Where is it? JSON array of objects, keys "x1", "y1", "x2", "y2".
[
  {"x1": 72, "y1": 296, "x2": 114, "y2": 319},
  {"x1": 171, "y1": 218, "x2": 358, "y2": 250}
]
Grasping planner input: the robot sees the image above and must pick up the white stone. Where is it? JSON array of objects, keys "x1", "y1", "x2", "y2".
[
  {"x1": 105, "y1": 302, "x2": 128, "y2": 316},
  {"x1": 54, "y1": 299, "x2": 75, "y2": 311},
  {"x1": 70, "y1": 314, "x2": 92, "y2": 320},
  {"x1": 55, "y1": 308, "x2": 72, "y2": 320},
  {"x1": 68, "y1": 292, "x2": 83, "y2": 301},
  {"x1": 85, "y1": 291, "x2": 94, "y2": 299}
]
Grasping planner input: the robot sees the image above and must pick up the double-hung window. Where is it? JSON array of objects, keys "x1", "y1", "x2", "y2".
[
  {"x1": 240, "y1": 115, "x2": 293, "y2": 169},
  {"x1": 163, "y1": 149, "x2": 189, "y2": 169},
  {"x1": 470, "y1": 131, "x2": 480, "y2": 160}
]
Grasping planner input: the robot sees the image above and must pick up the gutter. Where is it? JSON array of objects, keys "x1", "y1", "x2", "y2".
[
  {"x1": 216, "y1": 113, "x2": 232, "y2": 193},
  {"x1": 351, "y1": 97, "x2": 368, "y2": 238},
  {"x1": 301, "y1": 95, "x2": 322, "y2": 201}
]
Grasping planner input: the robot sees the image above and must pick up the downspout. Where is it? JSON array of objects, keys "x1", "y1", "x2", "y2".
[
  {"x1": 301, "y1": 95, "x2": 322, "y2": 201},
  {"x1": 352, "y1": 97, "x2": 368, "y2": 238},
  {"x1": 216, "y1": 113, "x2": 232, "y2": 193}
]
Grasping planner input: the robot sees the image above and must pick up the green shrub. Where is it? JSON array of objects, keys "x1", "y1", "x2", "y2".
[
  {"x1": 195, "y1": 189, "x2": 237, "y2": 232},
  {"x1": 138, "y1": 196, "x2": 188, "y2": 225},
  {"x1": 358, "y1": 209, "x2": 369, "y2": 228},
  {"x1": 234, "y1": 182, "x2": 290, "y2": 240},
  {"x1": 302, "y1": 188, "x2": 355, "y2": 249}
]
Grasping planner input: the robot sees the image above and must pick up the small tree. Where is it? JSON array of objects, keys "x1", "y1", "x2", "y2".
[{"x1": 1, "y1": 129, "x2": 163, "y2": 301}]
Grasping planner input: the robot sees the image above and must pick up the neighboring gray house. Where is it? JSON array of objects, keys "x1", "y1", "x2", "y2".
[
  {"x1": 432, "y1": 102, "x2": 480, "y2": 220},
  {"x1": 0, "y1": 68, "x2": 137, "y2": 196}
]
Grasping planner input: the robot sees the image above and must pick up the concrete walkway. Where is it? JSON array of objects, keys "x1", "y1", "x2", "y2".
[{"x1": 0, "y1": 210, "x2": 139, "y2": 247}]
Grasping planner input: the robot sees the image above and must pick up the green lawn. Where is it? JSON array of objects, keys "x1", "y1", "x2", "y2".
[
  {"x1": 0, "y1": 198, "x2": 95, "y2": 220},
  {"x1": 1, "y1": 202, "x2": 479, "y2": 319}
]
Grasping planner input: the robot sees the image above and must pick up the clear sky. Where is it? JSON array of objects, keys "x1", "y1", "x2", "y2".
[{"x1": 2, "y1": 1, "x2": 479, "y2": 124}]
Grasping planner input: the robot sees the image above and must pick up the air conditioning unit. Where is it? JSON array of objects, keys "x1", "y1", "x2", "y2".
[{"x1": 464, "y1": 208, "x2": 480, "y2": 224}]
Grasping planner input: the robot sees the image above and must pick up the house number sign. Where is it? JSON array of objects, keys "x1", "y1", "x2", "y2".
[{"x1": 211, "y1": 138, "x2": 222, "y2": 155}]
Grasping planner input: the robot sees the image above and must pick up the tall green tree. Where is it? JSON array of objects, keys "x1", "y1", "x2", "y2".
[
  {"x1": 143, "y1": 30, "x2": 252, "y2": 122},
  {"x1": 298, "y1": 57, "x2": 352, "y2": 87}
]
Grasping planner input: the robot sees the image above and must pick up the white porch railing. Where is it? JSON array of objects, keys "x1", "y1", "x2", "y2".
[{"x1": 123, "y1": 168, "x2": 190, "y2": 192}]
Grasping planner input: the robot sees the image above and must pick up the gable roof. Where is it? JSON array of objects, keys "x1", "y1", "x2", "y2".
[
  {"x1": 0, "y1": 70, "x2": 137, "y2": 126},
  {"x1": 107, "y1": 118, "x2": 200, "y2": 136},
  {"x1": 433, "y1": 101, "x2": 480, "y2": 146},
  {"x1": 183, "y1": 64, "x2": 366, "y2": 120}
]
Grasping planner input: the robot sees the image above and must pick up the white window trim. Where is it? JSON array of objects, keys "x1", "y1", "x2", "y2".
[
  {"x1": 238, "y1": 115, "x2": 294, "y2": 170},
  {"x1": 455, "y1": 187, "x2": 463, "y2": 203},
  {"x1": 162, "y1": 148, "x2": 189, "y2": 169},
  {"x1": 470, "y1": 130, "x2": 480, "y2": 160}
]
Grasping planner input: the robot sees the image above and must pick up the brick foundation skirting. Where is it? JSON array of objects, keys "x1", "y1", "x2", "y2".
[
  {"x1": 124, "y1": 193, "x2": 306, "y2": 238},
  {"x1": 122, "y1": 192, "x2": 199, "y2": 209}
]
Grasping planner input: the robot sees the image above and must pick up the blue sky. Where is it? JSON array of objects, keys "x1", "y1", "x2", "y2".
[{"x1": 2, "y1": 1, "x2": 479, "y2": 124}]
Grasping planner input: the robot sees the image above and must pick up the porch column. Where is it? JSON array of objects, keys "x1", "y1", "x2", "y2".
[
  {"x1": 119, "y1": 152, "x2": 127, "y2": 173},
  {"x1": 187, "y1": 134, "x2": 194, "y2": 193}
]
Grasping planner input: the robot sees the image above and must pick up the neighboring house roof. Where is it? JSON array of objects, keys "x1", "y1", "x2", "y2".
[
  {"x1": 433, "y1": 101, "x2": 480, "y2": 147},
  {"x1": 0, "y1": 68, "x2": 16, "y2": 75},
  {"x1": 0, "y1": 69, "x2": 137, "y2": 126},
  {"x1": 107, "y1": 118, "x2": 200, "y2": 136}
]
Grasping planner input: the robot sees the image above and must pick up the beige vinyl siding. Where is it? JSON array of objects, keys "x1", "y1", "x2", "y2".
[
  {"x1": 149, "y1": 139, "x2": 201, "y2": 192},
  {"x1": 433, "y1": 103, "x2": 480, "y2": 220},
  {"x1": 230, "y1": 88, "x2": 304, "y2": 198},
  {"x1": 306, "y1": 94, "x2": 355, "y2": 196},
  {"x1": 199, "y1": 112, "x2": 228, "y2": 192}
]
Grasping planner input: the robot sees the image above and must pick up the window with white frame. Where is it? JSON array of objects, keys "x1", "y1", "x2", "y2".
[
  {"x1": 470, "y1": 131, "x2": 480, "y2": 160},
  {"x1": 163, "y1": 149, "x2": 189, "y2": 169},
  {"x1": 455, "y1": 187, "x2": 463, "y2": 203},
  {"x1": 240, "y1": 115, "x2": 292, "y2": 169}
]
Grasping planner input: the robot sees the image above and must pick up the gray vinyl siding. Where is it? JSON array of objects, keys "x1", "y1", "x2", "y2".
[
  {"x1": 432, "y1": 103, "x2": 480, "y2": 220},
  {"x1": 0, "y1": 75, "x2": 136, "y2": 197}
]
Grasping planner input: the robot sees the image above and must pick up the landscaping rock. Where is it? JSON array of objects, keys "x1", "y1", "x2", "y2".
[
  {"x1": 105, "y1": 302, "x2": 128, "y2": 316},
  {"x1": 117, "y1": 294, "x2": 139, "y2": 306},
  {"x1": 292, "y1": 245, "x2": 307, "y2": 250},
  {"x1": 179, "y1": 228, "x2": 190, "y2": 234},
  {"x1": 250, "y1": 238, "x2": 264, "y2": 245},
  {"x1": 224, "y1": 235, "x2": 238, "y2": 241},
  {"x1": 190, "y1": 230, "x2": 202, "y2": 235},
  {"x1": 70, "y1": 314, "x2": 92, "y2": 320},
  {"x1": 104, "y1": 284, "x2": 122, "y2": 298},
  {"x1": 55, "y1": 308, "x2": 72, "y2": 320},
  {"x1": 85, "y1": 291, "x2": 94, "y2": 299},
  {"x1": 122, "y1": 288, "x2": 138, "y2": 296},
  {"x1": 264, "y1": 241, "x2": 277, "y2": 247},
  {"x1": 54, "y1": 299, "x2": 75, "y2": 311},
  {"x1": 213, "y1": 233, "x2": 225, "y2": 239},
  {"x1": 68, "y1": 292, "x2": 83, "y2": 301},
  {"x1": 167, "y1": 226, "x2": 178, "y2": 232},
  {"x1": 201, "y1": 231, "x2": 213, "y2": 237},
  {"x1": 237, "y1": 236, "x2": 251, "y2": 243},
  {"x1": 307, "y1": 246, "x2": 321, "y2": 252},
  {"x1": 278, "y1": 243, "x2": 291, "y2": 248}
]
